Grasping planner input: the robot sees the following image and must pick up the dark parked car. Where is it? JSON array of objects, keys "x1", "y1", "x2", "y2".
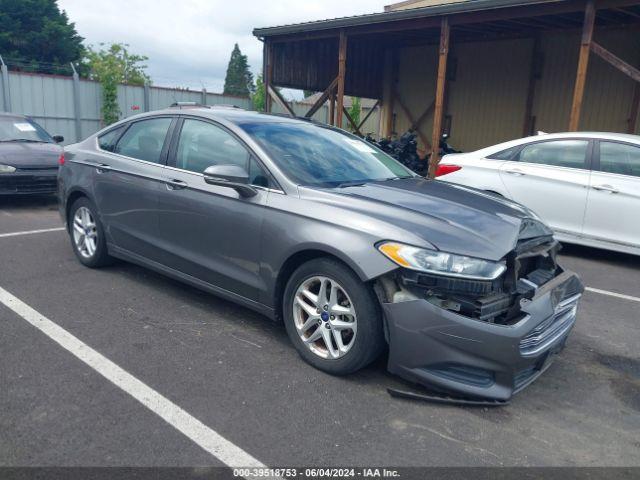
[
  {"x1": 0, "y1": 113, "x2": 64, "y2": 195},
  {"x1": 58, "y1": 107, "x2": 584, "y2": 401}
]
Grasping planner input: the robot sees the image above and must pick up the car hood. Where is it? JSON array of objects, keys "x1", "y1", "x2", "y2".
[
  {"x1": 0, "y1": 142, "x2": 62, "y2": 169},
  {"x1": 302, "y1": 177, "x2": 552, "y2": 261}
]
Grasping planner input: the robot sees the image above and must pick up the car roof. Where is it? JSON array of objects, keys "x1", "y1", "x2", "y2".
[
  {"x1": 146, "y1": 107, "x2": 316, "y2": 126},
  {"x1": 476, "y1": 131, "x2": 640, "y2": 155}
]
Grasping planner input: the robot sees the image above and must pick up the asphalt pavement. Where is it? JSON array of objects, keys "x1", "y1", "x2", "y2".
[{"x1": 1, "y1": 195, "x2": 638, "y2": 468}]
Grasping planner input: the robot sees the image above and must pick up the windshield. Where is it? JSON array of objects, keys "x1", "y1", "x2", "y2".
[
  {"x1": 0, "y1": 117, "x2": 53, "y2": 143},
  {"x1": 240, "y1": 122, "x2": 414, "y2": 187}
]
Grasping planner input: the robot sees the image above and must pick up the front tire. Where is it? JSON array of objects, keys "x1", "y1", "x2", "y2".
[
  {"x1": 68, "y1": 197, "x2": 112, "y2": 268},
  {"x1": 283, "y1": 258, "x2": 385, "y2": 376}
]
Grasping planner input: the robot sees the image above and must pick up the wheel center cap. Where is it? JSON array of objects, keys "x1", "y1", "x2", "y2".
[{"x1": 320, "y1": 311, "x2": 329, "y2": 322}]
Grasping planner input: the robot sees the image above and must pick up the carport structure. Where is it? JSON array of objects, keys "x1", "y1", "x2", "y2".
[{"x1": 253, "y1": 0, "x2": 640, "y2": 177}]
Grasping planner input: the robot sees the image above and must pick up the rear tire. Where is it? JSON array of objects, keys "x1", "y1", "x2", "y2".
[
  {"x1": 68, "y1": 197, "x2": 113, "y2": 268},
  {"x1": 283, "y1": 257, "x2": 385, "y2": 376}
]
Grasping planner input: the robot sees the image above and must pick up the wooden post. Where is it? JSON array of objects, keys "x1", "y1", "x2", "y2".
[
  {"x1": 380, "y1": 49, "x2": 396, "y2": 138},
  {"x1": 428, "y1": 16, "x2": 450, "y2": 179},
  {"x1": 357, "y1": 99, "x2": 380, "y2": 132},
  {"x1": 268, "y1": 85, "x2": 296, "y2": 117},
  {"x1": 590, "y1": 41, "x2": 640, "y2": 83},
  {"x1": 395, "y1": 91, "x2": 432, "y2": 151},
  {"x1": 343, "y1": 106, "x2": 363, "y2": 136},
  {"x1": 523, "y1": 36, "x2": 541, "y2": 137},
  {"x1": 264, "y1": 41, "x2": 273, "y2": 113},
  {"x1": 568, "y1": 0, "x2": 596, "y2": 132},
  {"x1": 329, "y1": 92, "x2": 336, "y2": 125},
  {"x1": 304, "y1": 77, "x2": 338, "y2": 118},
  {"x1": 336, "y1": 30, "x2": 348, "y2": 129},
  {"x1": 628, "y1": 83, "x2": 640, "y2": 134}
]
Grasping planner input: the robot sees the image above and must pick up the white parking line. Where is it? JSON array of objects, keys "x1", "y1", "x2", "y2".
[
  {"x1": 0, "y1": 227, "x2": 65, "y2": 238},
  {"x1": 585, "y1": 287, "x2": 640, "y2": 303},
  {"x1": 0, "y1": 286, "x2": 267, "y2": 470}
]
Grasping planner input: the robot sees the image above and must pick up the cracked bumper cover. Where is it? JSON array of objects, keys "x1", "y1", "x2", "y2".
[{"x1": 383, "y1": 270, "x2": 584, "y2": 401}]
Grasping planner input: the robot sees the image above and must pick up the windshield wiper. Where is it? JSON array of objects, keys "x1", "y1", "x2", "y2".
[
  {"x1": 380, "y1": 176, "x2": 413, "y2": 182},
  {"x1": 335, "y1": 181, "x2": 367, "y2": 188},
  {"x1": 0, "y1": 139, "x2": 46, "y2": 143}
]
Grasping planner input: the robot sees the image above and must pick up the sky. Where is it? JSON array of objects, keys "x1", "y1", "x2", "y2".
[{"x1": 57, "y1": 0, "x2": 389, "y2": 99}]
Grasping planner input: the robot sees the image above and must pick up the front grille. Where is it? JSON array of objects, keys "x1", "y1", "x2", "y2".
[
  {"x1": 519, "y1": 293, "x2": 580, "y2": 356},
  {"x1": 0, "y1": 173, "x2": 58, "y2": 193}
]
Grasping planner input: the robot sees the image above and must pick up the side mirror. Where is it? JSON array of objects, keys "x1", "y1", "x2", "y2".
[
  {"x1": 52, "y1": 135, "x2": 64, "y2": 144},
  {"x1": 203, "y1": 164, "x2": 257, "y2": 197}
]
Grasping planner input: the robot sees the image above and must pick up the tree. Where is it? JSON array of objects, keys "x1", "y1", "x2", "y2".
[
  {"x1": 82, "y1": 43, "x2": 150, "y2": 126},
  {"x1": 223, "y1": 44, "x2": 254, "y2": 97},
  {"x1": 0, "y1": 0, "x2": 84, "y2": 74},
  {"x1": 348, "y1": 97, "x2": 362, "y2": 133},
  {"x1": 252, "y1": 74, "x2": 266, "y2": 112}
]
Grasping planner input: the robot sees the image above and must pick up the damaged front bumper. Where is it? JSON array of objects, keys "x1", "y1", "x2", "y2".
[{"x1": 383, "y1": 270, "x2": 584, "y2": 401}]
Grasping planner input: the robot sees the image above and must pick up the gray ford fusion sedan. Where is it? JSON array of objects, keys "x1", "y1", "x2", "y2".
[{"x1": 58, "y1": 106, "x2": 584, "y2": 401}]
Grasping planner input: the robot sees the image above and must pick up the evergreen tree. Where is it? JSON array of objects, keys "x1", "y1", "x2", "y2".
[
  {"x1": 0, "y1": 0, "x2": 84, "y2": 74},
  {"x1": 223, "y1": 44, "x2": 254, "y2": 97}
]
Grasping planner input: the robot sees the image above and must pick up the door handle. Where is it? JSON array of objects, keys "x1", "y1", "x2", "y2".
[
  {"x1": 505, "y1": 168, "x2": 525, "y2": 176},
  {"x1": 592, "y1": 184, "x2": 619, "y2": 194},
  {"x1": 166, "y1": 179, "x2": 188, "y2": 190},
  {"x1": 95, "y1": 163, "x2": 112, "y2": 174}
]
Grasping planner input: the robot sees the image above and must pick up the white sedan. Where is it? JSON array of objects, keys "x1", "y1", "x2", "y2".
[{"x1": 437, "y1": 132, "x2": 640, "y2": 256}]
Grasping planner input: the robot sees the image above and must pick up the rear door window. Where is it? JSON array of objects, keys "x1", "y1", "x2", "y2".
[
  {"x1": 516, "y1": 140, "x2": 589, "y2": 169},
  {"x1": 598, "y1": 142, "x2": 640, "y2": 178},
  {"x1": 114, "y1": 118, "x2": 173, "y2": 164}
]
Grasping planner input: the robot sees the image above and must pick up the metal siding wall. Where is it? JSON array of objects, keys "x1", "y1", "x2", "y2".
[
  {"x1": 2, "y1": 71, "x2": 255, "y2": 144},
  {"x1": 8, "y1": 72, "x2": 76, "y2": 144},
  {"x1": 269, "y1": 101, "x2": 380, "y2": 134},
  {"x1": 0, "y1": 71, "x2": 5, "y2": 111},
  {"x1": 579, "y1": 30, "x2": 640, "y2": 134},
  {"x1": 78, "y1": 80, "x2": 102, "y2": 140},
  {"x1": 447, "y1": 38, "x2": 531, "y2": 151},
  {"x1": 149, "y1": 88, "x2": 200, "y2": 110},
  {"x1": 393, "y1": 27, "x2": 640, "y2": 152},
  {"x1": 359, "y1": 107, "x2": 380, "y2": 136},
  {"x1": 397, "y1": 45, "x2": 439, "y2": 143},
  {"x1": 534, "y1": 29, "x2": 640, "y2": 135},
  {"x1": 117, "y1": 84, "x2": 145, "y2": 119},
  {"x1": 205, "y1": 93, "x2": 252, "y2": 109}
]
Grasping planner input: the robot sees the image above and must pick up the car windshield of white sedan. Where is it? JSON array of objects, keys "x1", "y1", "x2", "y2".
[
  {"x1": 241, "y1": 122, "x2": 414, "y2": 187},
  {"x1": 0, "y1": 117, "x2": 53, "y2": 143}
]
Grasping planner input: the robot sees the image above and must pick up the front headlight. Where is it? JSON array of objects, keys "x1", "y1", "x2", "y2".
[
  {"x1": 0, "y1": 165, "x2": 16, "y2": 173},
  {"x1": 378, "y1": 241, "x2": 506, "y2": 280}
]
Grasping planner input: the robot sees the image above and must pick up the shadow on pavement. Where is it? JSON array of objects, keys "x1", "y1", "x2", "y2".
[
  {"x1": 560, "y1": 243, "x2": 640, "y2": 269},
  {"x1": 0, "y1": 194, "x2": 59, "y2": 210}
]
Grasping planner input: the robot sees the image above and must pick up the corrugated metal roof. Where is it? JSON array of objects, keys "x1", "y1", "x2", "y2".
[{"x1": 253, "y1": 0, "x2": 566, "y2": 37}]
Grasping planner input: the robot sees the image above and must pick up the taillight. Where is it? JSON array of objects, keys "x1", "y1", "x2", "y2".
[
  {"x1": 435, "y1": 164, "x2": 461, "y2": 177},
  {"x1": 58, "y1": 153, "x2": 65, "y2": 166}
]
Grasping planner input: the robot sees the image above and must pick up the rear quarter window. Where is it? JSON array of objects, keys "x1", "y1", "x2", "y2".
[
  {"x1": 486, "y1": 145, "x2": 522, "y2": 160},
  {"x1": 98, "y1": 125, "x2": 126, "y2": 152}
]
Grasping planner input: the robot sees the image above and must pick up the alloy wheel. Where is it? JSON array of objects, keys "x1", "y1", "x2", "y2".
[
  {"x1": 72, "y1": 206, "x2": 98, "y2": 259},
  {"x1": 292, "y1": 276, "x2": 358, "y2": 359}
]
